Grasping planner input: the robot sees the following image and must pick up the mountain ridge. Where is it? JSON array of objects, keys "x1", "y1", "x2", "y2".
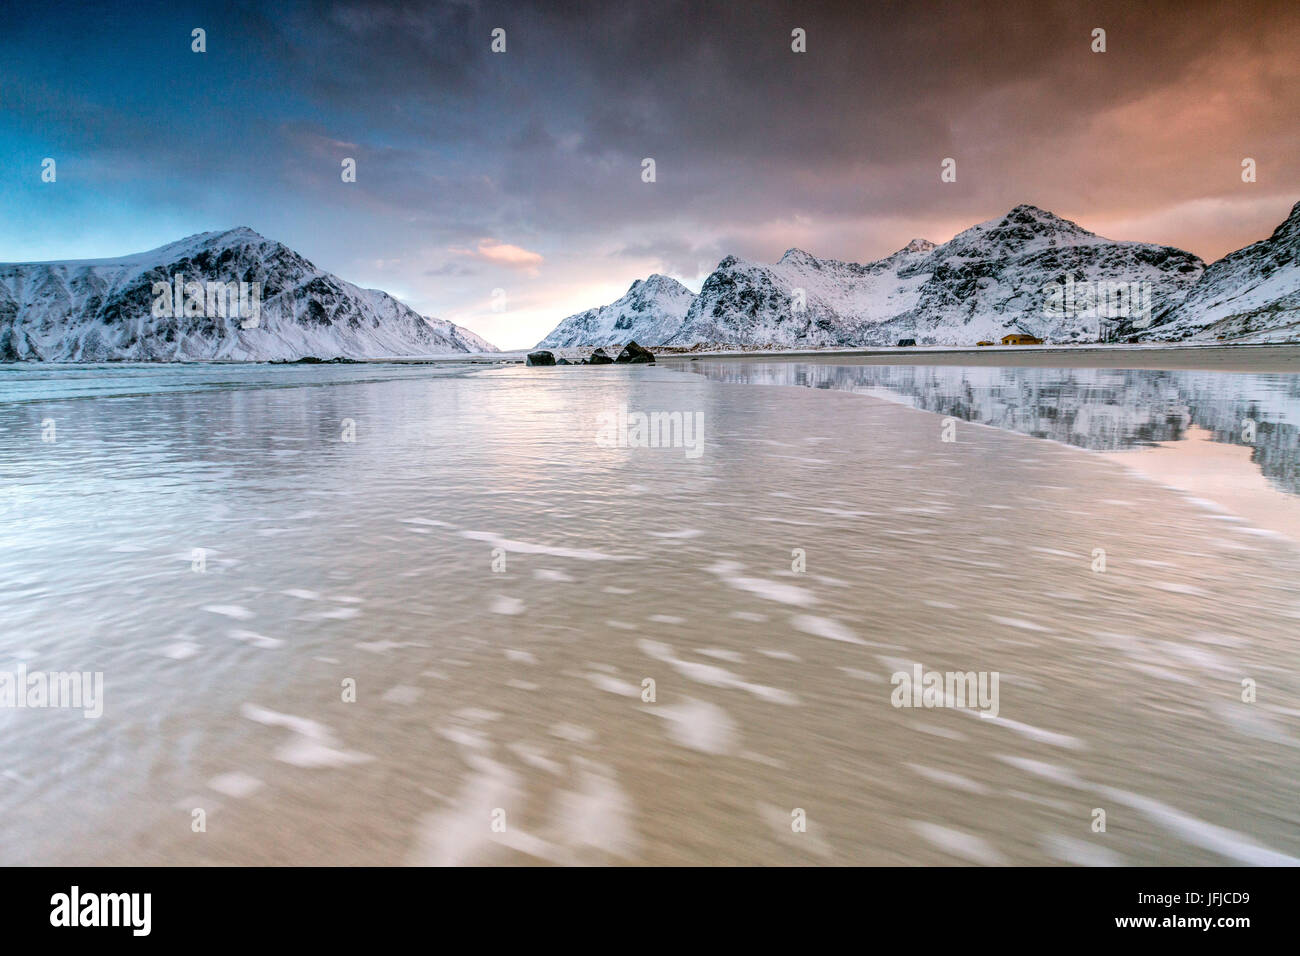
[
  {"x1": 1124, "y1": 200, "x2": 1300, "y2": 343},
  {"x1": 536, "y1": 273, "x2": 695, "y2": 349},
  {"x1": 536, "y1": 201, "x2": 1300, "y2": 348},
  {"x1": 0, "y1": 228, "x2": 497, "y2": 361}
]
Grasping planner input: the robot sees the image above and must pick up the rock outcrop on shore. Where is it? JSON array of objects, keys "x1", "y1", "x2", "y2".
[
  {"x1": 524, "y1": 342, "x2": 656, "y2": 367},
  {"x1": 615, "y1": 341, "x2": 655, "y2": 364}
]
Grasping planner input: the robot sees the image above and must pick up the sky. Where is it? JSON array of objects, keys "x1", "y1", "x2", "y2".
[{"x1": 2, "y1": 0, "x2": 1297, "y2": 349}]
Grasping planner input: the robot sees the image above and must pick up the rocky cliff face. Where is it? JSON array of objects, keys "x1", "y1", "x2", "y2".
[{"x1": 1126, "y1": 200, "x2": 1300, "y2": 343}]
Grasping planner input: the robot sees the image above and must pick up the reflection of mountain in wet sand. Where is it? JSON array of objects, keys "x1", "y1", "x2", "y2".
[
  {"x1": 686, "y1": 361, "x2": 1300, "y2": 498},
  {"x1": 1103, "y1": 426, "x2": 1300, "y2": 544}
]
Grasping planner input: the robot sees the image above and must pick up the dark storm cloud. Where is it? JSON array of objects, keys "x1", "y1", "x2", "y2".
[
  {"x1": 224, "y1": 0, "x2": 1299, "y2": 246},
  {"x1": 2, "y1": 0, "x2": 1296, "y2": 347}
]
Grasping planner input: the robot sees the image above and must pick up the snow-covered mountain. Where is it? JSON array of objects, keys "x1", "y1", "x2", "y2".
[
  {"x1": 889, "y1": 205, "x2": 1204, "y2": 345},
  {"x1": 0, "y1": 227, "x2": 497, "y2": 361},
  {"x1": 537, "y1": 205, "x2": 1222, "y2": 349},
  {"x1": 1126, "y1": 200, "x2": 1300, "y2": 343},
  {"x1": 665, "y1": 239, "x2": 937, "y2": 347},
  {"x1": 535, "y1": 274, "x2": 694, "y2": 348},
  {"x1": 669, "y1": 205, "x2": 1203, "y2": 347}
]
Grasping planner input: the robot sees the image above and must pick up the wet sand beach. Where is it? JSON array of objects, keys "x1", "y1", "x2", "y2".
[{"x1": 1, "y1": 361, "x2": 1297, "y2": 865}]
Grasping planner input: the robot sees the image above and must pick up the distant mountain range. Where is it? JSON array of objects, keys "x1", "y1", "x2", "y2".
[
  {"x1": 5, "y1": 202, "x2": 1296, "y2": 362},
  {"x1": 538, "y1": 201, "x2": 1300, "y2": 349},
  {"x1": 0, "y1": 227, "x2": 497, "y2": 361}
]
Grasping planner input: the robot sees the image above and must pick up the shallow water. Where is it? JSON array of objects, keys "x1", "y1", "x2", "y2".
[{"x1": 1, "y1": 361, "x2": 1298, "y2": 865}]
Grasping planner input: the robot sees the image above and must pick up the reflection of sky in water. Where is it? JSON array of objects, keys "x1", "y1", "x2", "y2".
[
  {"x1": 687, "y1": 362, "x2": 1300, "y2": 498},
  {"x1": 0, "y1": 361, "x2": 489, "y2": 403}
]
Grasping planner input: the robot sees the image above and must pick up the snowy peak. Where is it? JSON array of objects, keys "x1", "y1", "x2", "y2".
[
  {"x1": 1, "y1": 226, "x2": 276, "y2": 269},
  {"x1": 1008, "y1": 203, "x2": 1070, "y2": 221},
  {"x1": 908, "y1": 205, "x2": 1203, "y2": 344},
  {"x1": 1002, "y1": 204, "x2": 1090, "y2": 232},
  {"x1": 629, "y1": 273, "x2": 687, "y2": 296},
  {"x1": 539, "y1": 200, "x2": 1269, "y2": 351},
  {"x1": 213, "y1": 225, "x2": 262, "y2": 240},
  {"x1": 665, "y1": 241, "x2": 936, "y2": 348},
  {"x1": 179, "y1": 225, "x2": 264, "y2": 248},
  {"x1": 946, "y1": 204, "x2": 1102, "y2": 256},
  {"x1": 126, "y1": 226, "x2": 279, "y2": 265},
  {"x1": 1265, "y1": 199, "x2": 1300, "y2": 245},
  {"x1": 662, "y1": 205, "x2": 1204, "y2": 348},
  {"x1": 1140, "y1": 200, "x2": 1300, "y2": 343},
  {"x1": 535, "y1": 272, "x2": 694, "y2": 348},
  {"x1": 777, "y1": 248, "x2": 820, "y2": 266},
  {"x1": 1213, "y1": 200, "x2": 1300, "y2": 269},
  {"x1": 0, "y1": 229, "x2": 498, "y2": 361}
]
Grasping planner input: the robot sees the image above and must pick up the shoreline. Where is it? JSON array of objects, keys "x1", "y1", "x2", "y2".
[
  {"x1": 654, "y1": 343, "x2": 1300, "y2": 374},
  {"x1": 397, "y1": 342, "x2": 1300, "y2": 374},
  {"x1": 5, "y1": 342, "x2": 1300, "y2": 374}
]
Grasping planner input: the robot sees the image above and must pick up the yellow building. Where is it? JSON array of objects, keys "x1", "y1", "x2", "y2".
[{"x1": 1001, "y1": 333, "x2": 1044, "y2": 345}]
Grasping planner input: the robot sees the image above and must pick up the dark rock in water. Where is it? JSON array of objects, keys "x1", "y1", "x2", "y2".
[
  {"x1": 271, "y1": 356, "x2": 362, "y2": 364},
  {"x1": 526, "y1": 350, "x2": 556, "y2": 366},
  {"x1": 589, "y1": 348, "x2": 614, "y2": 365},
  {"x1": 615, "y1": 341, "x2": 655, "y2": 364},
  {"x1": 556, "y1": 357, "x2": 572, "y2": 365}
]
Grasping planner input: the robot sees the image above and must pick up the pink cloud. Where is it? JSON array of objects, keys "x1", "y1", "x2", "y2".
[{"x1": 451, "y1": 239, "x2": 544, "y2": 276}]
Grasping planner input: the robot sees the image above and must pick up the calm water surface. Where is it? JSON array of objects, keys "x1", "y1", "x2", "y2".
[{"x1": 1, "y1": 361, "x2": 1297, "y2": 864}]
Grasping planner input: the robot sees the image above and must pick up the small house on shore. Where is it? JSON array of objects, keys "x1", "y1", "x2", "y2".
[{"x1": 1001, "y1": 333, "x2": 1044, "y2": 345}]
